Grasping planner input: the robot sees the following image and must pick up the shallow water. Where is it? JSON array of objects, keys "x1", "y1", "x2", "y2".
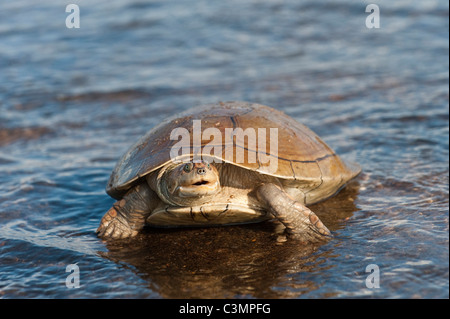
[{"x1": 0, "y1": 0, "x2": 448, "y2": 299}]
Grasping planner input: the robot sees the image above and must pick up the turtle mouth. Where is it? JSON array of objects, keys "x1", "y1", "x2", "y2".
[
  {"x1": 177, "y1": 180, "x2": 219, "y2": 197},
  {"x1": 192, "y1": 180, "x2": 210, "y2": 186}
]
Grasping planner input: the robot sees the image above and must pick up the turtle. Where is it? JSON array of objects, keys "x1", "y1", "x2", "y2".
[{"x1": 97, "y1": 101, "x2": 360, "y2": 241}]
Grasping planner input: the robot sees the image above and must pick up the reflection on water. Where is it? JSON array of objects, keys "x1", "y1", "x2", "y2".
[
  {"x1": 103, "y1": 225, "x2": 325, "y2": 299},
  {"x1": 101, "y1": 183, "x2": 360, "y2": 299},
  {"x1": 0, "y1": 0, "x2": 448, "y2": 298}
]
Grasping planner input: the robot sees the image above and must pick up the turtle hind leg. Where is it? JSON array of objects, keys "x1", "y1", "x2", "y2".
[
  {"x1": 256, "y1": 183, "x2": 332, "y2": 241},
  {"x1": 97, "y1": 183, "x2": 159, "y2": 239}
]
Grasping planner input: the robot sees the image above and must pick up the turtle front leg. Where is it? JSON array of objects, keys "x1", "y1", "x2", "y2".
[
  {"x1": 256, "y1": 183, "x2": 332, "y2": 241},
  {"x1": 97, "y1": 183, "x2": 159, "y2": 239}
]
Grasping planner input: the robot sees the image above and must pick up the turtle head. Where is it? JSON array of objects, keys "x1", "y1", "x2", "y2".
[{"x1": 156, "y1": 160, "x2": 220, "y2": 206}]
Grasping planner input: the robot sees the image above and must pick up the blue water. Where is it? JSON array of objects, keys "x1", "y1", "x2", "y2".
[{"x1": 0, "y1": 0, "x2": 448, "y2": 298}]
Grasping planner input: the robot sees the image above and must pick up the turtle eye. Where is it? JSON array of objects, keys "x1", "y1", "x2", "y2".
[
  {"x1": 183, "y1": 163, "x2": 193, "y2": 173},
  {"x1": 201, "y1": 160, "x2": 211, "y2": 170}
]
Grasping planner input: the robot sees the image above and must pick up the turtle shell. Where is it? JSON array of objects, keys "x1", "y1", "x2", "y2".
[{"x1": 107, "y1": 101, "x2": 360, "y2": 199}]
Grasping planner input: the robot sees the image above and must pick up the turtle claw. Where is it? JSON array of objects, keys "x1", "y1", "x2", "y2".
[
  {"x1": 293, "y1": 202, "x2": 332, "y2": 237},
  {"x1": 257, "y1": 183, "x2": 332, "y2": 242},
  {"x1": 96, "y1": 206, "x2": 138, "y2": 239}
]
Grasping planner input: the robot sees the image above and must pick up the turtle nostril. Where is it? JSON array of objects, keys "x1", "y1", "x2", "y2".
[{"x1": 197, "y1": 168, "x2": 206, "y2": 175}]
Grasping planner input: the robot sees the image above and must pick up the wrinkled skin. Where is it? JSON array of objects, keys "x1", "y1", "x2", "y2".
[
  {"x1": 157, "y1": 161, "x2": 220, "y2": 206},
  {"x1": 97, "y1": 161, "x2": 331, "y2": 241}
]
